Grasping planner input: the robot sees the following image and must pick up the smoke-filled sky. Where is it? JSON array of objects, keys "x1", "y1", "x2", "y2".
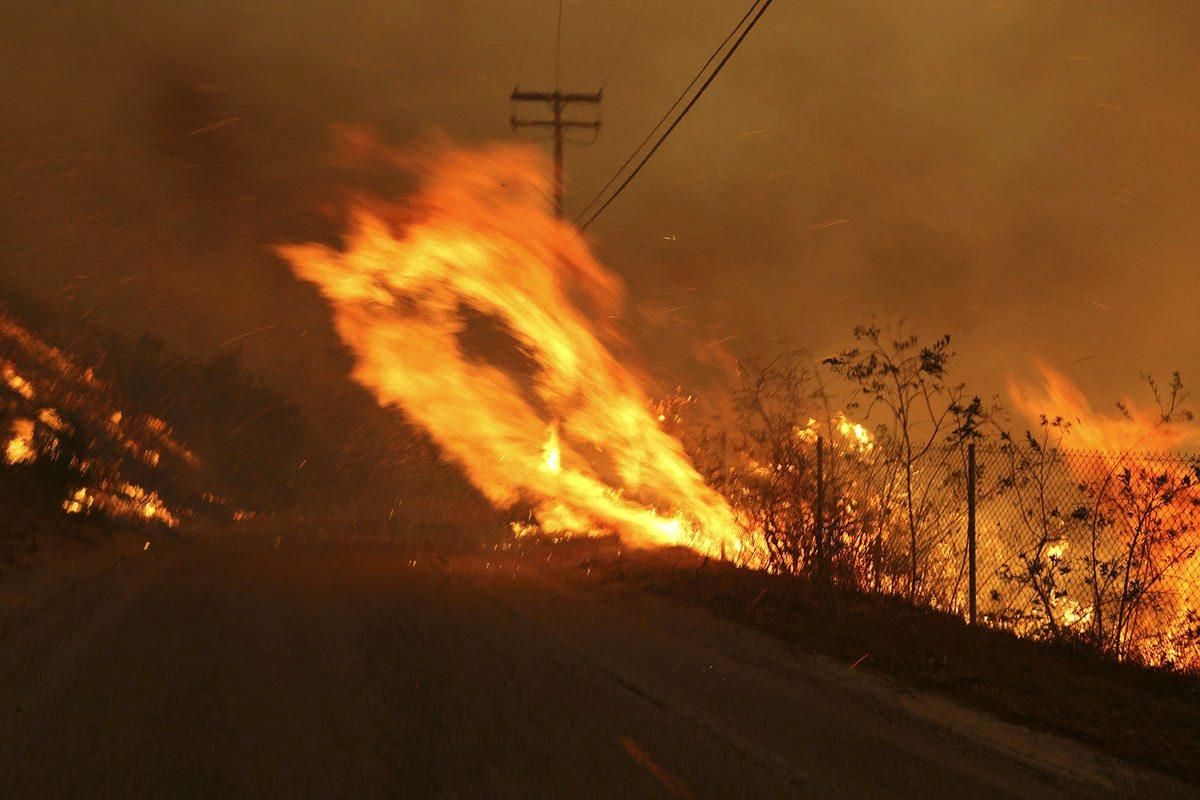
[{"x1": 3, "y1": 0, "x2": 1199, "y2": 417}]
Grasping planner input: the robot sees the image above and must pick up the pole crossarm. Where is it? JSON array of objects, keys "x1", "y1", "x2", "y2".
[
  {"x1": 511, "y1": 89, "x2": 602, "y2": 104},
  {"x1": 511, "y1": 119, "x2": 601, "y2": 130},
  {"x1": 510, "y1": 86, "x2": 602, "y2": 219}
]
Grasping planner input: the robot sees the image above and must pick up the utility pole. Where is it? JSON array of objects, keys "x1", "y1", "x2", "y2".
[{"x1": 510, "y1": 88, "x2": 601, "y2": 219}]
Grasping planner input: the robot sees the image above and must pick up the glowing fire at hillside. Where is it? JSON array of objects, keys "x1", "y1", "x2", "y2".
[
  {"x1": 1007, "y1": 365, "x2": 1200, "y2": 667},
  {"x1": 280, "y1": 144, "x2": 745, "y2": 555},
  {"x1": 1, "y1": 313, "x2": 191, "y2": 527}
]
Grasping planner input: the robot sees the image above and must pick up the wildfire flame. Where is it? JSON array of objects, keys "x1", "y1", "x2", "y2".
[
  {"x1": 796, "y1": 412, "x2": 874, "y2": 453},
  {"x1": 1008, "y1": 364, "x2": 1199, "y2": 666},
  {"x1": 1007, "y1": 363, "x2": 1195, "y2": 453},
  {"x1": 279, "y1": 144, "x2": 744, "y2": 555},
  {"x1": 5, "y1": 418, "x2": 35, "y2": 465},
  {"x1": 541, "y1": 422, "x2": 562, "y2": 475}
]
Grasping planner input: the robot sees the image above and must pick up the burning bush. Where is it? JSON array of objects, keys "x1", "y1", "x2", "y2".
[
  {"x1": 0, "y1": 297, "x2": 323, "y2": 534},
  {"x1": 1, "y1": 309, "x2": 194, "y2": 531},
  {"x1": 985, "y1": 388, "x2": 1200, "y2": 669},
  {"x1": 669, "y1": 354, "x2": 880, "y2": 584}
]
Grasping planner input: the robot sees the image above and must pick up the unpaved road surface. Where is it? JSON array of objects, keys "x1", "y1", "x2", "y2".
[{"x1": 0, "y1": 532, "x2": 1190, "y2": 798}]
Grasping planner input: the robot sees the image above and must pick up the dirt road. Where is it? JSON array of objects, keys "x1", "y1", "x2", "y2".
[{"x1": 0, "y1": 531, "x2": 1189, "y2": 798}]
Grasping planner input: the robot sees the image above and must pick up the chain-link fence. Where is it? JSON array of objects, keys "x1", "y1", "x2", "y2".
[
  {"x1": 804, "y1": 440, "x2": 1200, "y2": 669},
  {"x1": 967, "y1": 445, "x2": 1200, "y2": 667}
]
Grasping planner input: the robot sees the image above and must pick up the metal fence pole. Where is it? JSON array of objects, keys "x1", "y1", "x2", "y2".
[
  {"x1": 967, "y1": 442, "x2": 977, "y2": 625},
  {"x1": 815, "y1": 435, "x2": 825, "y2": 581}
]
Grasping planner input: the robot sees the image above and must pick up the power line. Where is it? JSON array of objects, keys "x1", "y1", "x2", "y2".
[
  {"x1": 600, "y1": 0, "x2": 650, "y2": 89},
  {"x1": 555, "y1": 0, "x2": 564, "y2": 89},
  {"x1": 575, "y1": 0, "x2": 761, "y2": 226},
  {"x1": 514, "y1": 13, "x2": 535, "y2": 85},
  {"x1": 575, "y1": 0, "x2": 776, "y2": 231}
]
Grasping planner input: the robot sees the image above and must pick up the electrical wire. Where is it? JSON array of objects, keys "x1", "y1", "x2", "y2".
[
  {"x1": 600, "y1": 0, "x2": 650, "y2": 89},
  {"x1": 574, "y1": 0, "x2": 762, "y2": 225},
  {"x1": 575, "y1": 0, "x2": 775, "y2": 231},
  {"x1": 555, "y1": 0, "x2": 564, "y2": 90}
]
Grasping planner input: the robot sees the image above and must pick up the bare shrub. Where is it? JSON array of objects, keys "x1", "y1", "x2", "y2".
[{"x1": 824, "y1": 322, "x2": 988, "y2": 603}]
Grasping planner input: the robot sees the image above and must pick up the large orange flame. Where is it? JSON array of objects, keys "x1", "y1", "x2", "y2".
[
  {"x1": 1006, "y1": 363, "x2": 1195, "y2": 453},
  {"x1": 279, "y1": 144, "x2": 744, "y2": 555}
]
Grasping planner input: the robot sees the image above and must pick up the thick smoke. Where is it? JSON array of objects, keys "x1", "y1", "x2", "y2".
[{"x1": 2, "y1": 1, "x2": 1198, "y2": 433}]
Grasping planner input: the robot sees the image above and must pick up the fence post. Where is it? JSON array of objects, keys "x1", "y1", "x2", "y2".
[
  {"x1": 967, "y1": 442, "x2": 977, "y2": 626},
  {"x1": 815, "y1": 435, "x2": 825, "y2": 581}
]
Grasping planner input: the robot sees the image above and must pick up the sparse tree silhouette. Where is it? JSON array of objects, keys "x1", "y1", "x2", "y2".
[{"x1": 824, "y1": 323, "x2": 984, "y2": 601}]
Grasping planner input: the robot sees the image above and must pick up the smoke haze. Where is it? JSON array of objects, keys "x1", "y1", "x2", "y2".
[{"x1": 3, "y1": 1, "x2": 1198, "y2": 432}]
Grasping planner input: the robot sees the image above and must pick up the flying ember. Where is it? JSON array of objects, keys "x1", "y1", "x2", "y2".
[{"x1": 279, "y1": 143, "x2": 745, "y2": 555}]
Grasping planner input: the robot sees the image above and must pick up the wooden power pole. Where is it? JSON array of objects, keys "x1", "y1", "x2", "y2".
[{"x1": 510, "y1": 88, "x2": 601, "y2": 219}]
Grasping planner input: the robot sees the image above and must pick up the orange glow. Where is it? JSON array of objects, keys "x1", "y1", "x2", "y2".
[
  {"x1": 4, "y1": 366, "x2": 35, "y2": 400},
  {"x1": 795, "y1": 412, "x2": 874, "y2": 453},
  {"x1": 5, "y1": 418, "x2": 35, "y2": 465},
  {"x1": 1006, "y1": 363, "x2": 1195, "y2": 453},
  {"x1": 2, "y1": 312, "x2": 187, "y2": 527},
  {"x1": 1008, "y1": 364, "x2": 1199, "y2": 667},
  {"x1": 279, "y1": 143, "x2": 744, "y2": 555},
  {"x1": 541, "y1": 423, "x2": 562, "y2": 475}
]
